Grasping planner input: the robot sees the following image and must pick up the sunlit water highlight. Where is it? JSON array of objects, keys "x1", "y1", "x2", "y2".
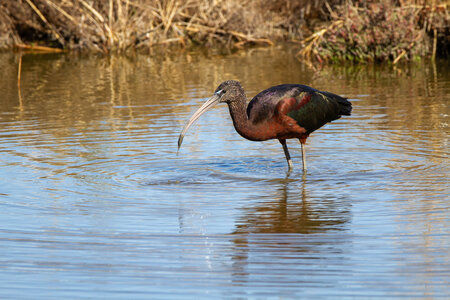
[{"x1": 0, "y1": 49, "x2": 449, "y2": 298}]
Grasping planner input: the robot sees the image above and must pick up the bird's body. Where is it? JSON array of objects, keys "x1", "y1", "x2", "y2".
[{"x1": 178, "y1": 80, "x2": 352, "y2": 172}]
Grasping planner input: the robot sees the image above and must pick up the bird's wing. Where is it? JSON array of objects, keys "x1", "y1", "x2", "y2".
[
  {"x1": 286, "y1": 89, "x2": 351, "y2": 134},
  {"x1": 247, "y1": 84, "x2": 315, "y2": 124},
  {"x1": 248, "y1": 84, "x2": 351, "y2": 134}
]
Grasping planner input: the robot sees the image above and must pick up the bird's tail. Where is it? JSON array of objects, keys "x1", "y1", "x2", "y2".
[{"x1": 321, "y1": 91, "x2": 352, "y2": 116}]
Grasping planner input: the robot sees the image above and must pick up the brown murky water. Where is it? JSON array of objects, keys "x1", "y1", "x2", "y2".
[{"x1": 0, "y1": 48, "x2": 449, "y2": 298}]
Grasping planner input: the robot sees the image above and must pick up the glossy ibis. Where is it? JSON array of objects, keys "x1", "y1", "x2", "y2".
[{"x1": 178, "y1": 80, "x2": 352, "y2": 172}]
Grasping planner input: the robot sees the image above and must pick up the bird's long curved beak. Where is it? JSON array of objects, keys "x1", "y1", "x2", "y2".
[{"x1": 178, "y1": 94, "x2": 220, "y2": 152}]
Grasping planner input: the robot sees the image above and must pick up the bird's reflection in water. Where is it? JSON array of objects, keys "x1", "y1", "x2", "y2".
[
  {"x1": 230, "y1": 175, "x2": 351, "y2": 284},
  {"x1": 233, "y1": 174, "x2": 350, "y2": 235}
]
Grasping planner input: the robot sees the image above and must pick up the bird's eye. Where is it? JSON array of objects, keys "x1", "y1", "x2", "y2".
[{"x1": 215, "y1": 89, "x2": 226, "y2": 96}]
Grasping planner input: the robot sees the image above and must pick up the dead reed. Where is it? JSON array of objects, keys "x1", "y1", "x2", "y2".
[
  {"x1": 1, "y1": 0, "x2": 448, "y2": 62},
  {"x1": 1, "y1": 0, "x2": 333, "y2": 52}
]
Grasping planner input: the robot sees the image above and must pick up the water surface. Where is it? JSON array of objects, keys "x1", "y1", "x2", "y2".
[{"x1": 0, "y1": 49, "x2": 449, "y2": 298}]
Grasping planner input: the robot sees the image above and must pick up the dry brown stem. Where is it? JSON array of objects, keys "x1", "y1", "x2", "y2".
[
  {"x1": 297, "y1": 20, "x2": 344, "y2": 60},
  {"x1": 15, "y1": 43, "x2": 65, "y2": 52},
  {"x1": 24, "y1": 0, "x2": 64, "y2": 45}
]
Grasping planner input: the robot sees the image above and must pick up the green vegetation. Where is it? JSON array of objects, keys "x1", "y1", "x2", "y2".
[
  {"x1": 1, "y1": 0, "x2": 448, "y2": 63},
  {"x1": 298, "y1": 1, "x2": 449, "y2": 63}
]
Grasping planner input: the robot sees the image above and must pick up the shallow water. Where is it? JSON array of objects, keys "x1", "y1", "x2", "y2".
[{"x1": 0, "y1": 48, "x2": 449, "y2": 298}]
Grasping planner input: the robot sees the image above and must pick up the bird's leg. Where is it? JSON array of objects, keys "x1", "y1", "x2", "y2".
[
  {"x1": 299, "y1": 138, "x2": 307, "y2": 172},
  {"x1": 279, "y1": 139, "x2": 293, "y2": 171},
  {"x1": 301, "y1": 142, "x2": 307, "y2": 171}
]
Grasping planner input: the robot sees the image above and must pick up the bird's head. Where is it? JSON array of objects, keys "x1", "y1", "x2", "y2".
[
  {"x1": 177, "y1": 80, "x2": 243, "y2": 151},
  {"x1": 214, "y1": 80, "x2": 244, "y2": 104}
]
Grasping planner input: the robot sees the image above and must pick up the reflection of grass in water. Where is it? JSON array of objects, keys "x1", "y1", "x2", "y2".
[
  {"x1": 1, "y1": 48, "x2": 447, "y2": 166},
  {"x1": 1, "y1": 49, "x2": 447, "y2": 188},
  {"x1": 313, "y1": 61, "x2": 449, "y2": 155}
]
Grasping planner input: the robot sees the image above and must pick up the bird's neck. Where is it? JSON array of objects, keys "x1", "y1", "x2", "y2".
[{"x1": 227, "y1": 99, "x2": 264, "y2": 141}]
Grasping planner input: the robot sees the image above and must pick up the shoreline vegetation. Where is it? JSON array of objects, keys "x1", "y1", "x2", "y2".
[{"x1": 1, "y1": 0, "x2": 448, "y2": 63}]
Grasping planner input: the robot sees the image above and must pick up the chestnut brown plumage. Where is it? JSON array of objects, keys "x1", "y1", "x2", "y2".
[{"x1": 178, "y1": 80, "x2": 352, "y2": 172}]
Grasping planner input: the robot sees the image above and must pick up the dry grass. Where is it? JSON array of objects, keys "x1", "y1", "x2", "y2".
[
  {"x1": 1, "y1": 0, "x2": 337, "y2": 52},
  {"x1": 297, "y1": 0, "x2": 449, "y2": 63},
  {"x1": 1, "y1": 0, "x2": 448, "y2": 62}
]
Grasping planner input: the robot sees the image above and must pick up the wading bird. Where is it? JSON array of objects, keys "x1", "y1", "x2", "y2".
[{"x1": 178, "y1": 80, "x2": 352, "y2": 172}]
